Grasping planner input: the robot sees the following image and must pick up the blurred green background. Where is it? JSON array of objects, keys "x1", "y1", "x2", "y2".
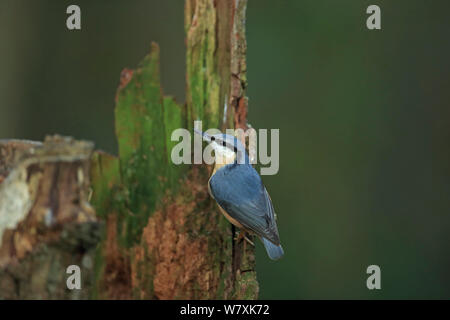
[{"x1": 0, "y1": 0, "x2": 449, "y2": 299}]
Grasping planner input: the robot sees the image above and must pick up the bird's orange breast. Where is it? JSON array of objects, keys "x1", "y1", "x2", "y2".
[{"x1": 216, "y1": 204, "x2": 245, "y2": 229}]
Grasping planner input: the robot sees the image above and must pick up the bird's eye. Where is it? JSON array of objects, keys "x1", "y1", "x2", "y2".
[
  {"x1": 210, "y1": 137, "x2": 215, "y2": 141},
  {"x1": 222, "y1": 141, "x2": 226, "y2": 147},
  {"x1": 234, "y1": 147, "x2": 238, "y2": 152}
]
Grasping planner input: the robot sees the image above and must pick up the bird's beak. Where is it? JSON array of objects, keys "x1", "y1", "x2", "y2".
[{"x1": 194, "y1": 128, "x2": 212, "y2": 142}]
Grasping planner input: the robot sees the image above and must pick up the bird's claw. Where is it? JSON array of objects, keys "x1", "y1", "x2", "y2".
[{"x1": 234, "y1": 231, "x2": 255, "y2": 246}]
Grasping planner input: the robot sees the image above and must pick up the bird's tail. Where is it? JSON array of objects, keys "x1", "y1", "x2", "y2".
[{"x1": 262, "y1": 237, "x2": 284, "y2": 260}]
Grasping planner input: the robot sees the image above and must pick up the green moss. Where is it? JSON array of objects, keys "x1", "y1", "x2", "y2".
[
  {"x1": 163, "y1": 96, "x2": 188, "y2": 189},
  {"x1": 235, "y1": 271, "x2": 259, "y2": 300},
  {"x1": 91, "y1": 238, "x2": 107, "y2": 299},
  {"x1": 90, "y1": 152, "x2": 120, "y2": 219},
  {"x1": 114, "y1": 43, "x2": 169, "y2": 246},
  {"x1": 89, "y1": 0, "x2": 257, "y2": 300},
  {"x1": 131, "y1": 246, "x2": 156, "y2": 299}
]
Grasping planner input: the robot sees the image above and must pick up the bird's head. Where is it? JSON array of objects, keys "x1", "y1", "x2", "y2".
[{"x1": 194, "y1": 129, "x2": 249, "y2": 166}]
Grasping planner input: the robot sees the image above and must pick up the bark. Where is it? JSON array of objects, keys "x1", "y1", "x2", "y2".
[
  {"x1": 0, "y1": 0, "x2": 257, "y2": 299},
  {"x1": 0, "y1": 137, "x2": 99, "y2": 299}
]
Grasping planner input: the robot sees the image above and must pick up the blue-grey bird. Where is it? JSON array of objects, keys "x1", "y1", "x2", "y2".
[{"x1": 195, "y1": 129, "x2": 284, "y2": 260}]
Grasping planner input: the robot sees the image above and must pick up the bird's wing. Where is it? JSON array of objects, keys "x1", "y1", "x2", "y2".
[{"x1": 209, "y1": 164, "x2": 280, "y2": 245}]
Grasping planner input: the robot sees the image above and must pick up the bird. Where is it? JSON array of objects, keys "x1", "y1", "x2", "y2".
[{"x1": 194, "y1": 129, "x2": 284, "y2": 260}]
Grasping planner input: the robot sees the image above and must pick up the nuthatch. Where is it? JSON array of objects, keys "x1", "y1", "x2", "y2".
[{"x1": 195, "y1": 129, "x2": 284, "y2": 260}]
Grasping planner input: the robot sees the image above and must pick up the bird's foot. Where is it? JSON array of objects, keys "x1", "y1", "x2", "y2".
[
  {"x1": 234, "y1": 231, "x2": 255, "y2": 246},
  {"x1": 244, "y1": 235, "x2": 255, "y2": 246}
]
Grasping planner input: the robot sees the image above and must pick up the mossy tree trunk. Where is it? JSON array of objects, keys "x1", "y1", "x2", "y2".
[{"x1": 0, "y1": 0, "x2": 257, "y2": 299}]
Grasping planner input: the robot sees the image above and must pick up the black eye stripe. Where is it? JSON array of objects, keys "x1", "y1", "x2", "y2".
[{"x1": 212, "y1": 138, "x2": 238, "y2": 152}]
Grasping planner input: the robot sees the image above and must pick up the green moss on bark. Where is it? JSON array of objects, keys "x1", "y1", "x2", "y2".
[{"x1": 90, "y1": 0, "x2": 257, "y2": 300}]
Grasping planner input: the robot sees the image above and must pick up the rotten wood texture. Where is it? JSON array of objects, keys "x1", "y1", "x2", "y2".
[
  {"x1": 91, "y1": 0, "x2": 257, "y2": 299},
  {"x1": 185, "y1": 0, "x2": 249, "y2": 132},
  {"x1": 0, "y1": 136, "x2": 99, "y2": 299},
  {"x1": 0, "y1": 0, "x2": 257, "y2": 299}
]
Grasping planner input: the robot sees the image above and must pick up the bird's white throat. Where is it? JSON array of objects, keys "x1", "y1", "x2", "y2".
[{"x1": 211, "y1": 142, "x2": 236, "y2": 171}]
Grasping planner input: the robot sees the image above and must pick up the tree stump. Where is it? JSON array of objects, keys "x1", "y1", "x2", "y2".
[{"x1": 0, "y1": 0, "x2": 257, "y2": 299}]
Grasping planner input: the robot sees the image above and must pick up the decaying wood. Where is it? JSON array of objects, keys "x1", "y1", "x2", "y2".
[
  {"x1": 0, "y1": 136, "x2": 99, "y2": 299},
  {"x1": 0, "y1": 0, "x2": 257, "y2": 299}
]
